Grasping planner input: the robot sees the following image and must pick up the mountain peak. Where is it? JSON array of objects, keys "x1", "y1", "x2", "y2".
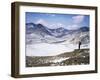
[{"x1": 79, "y1": 27, "x2": 89, "y2": 32}]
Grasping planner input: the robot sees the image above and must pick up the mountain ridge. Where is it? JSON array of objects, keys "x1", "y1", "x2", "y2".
[
  {"x1": 26, "y1": 22, "x2": 89, "y2": 37},
  {"x1": 26, "y1": 22, "x2": 89, "y2": 45}
]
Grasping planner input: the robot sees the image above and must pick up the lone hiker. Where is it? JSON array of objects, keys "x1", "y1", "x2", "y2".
[{"x1": 78, "y1": 41, "x2": 81, "y2": 50}]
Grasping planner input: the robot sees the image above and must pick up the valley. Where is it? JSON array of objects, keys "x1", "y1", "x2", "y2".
[{"x1": 25, "y1": 22, "x2": 90, "y2": 67}]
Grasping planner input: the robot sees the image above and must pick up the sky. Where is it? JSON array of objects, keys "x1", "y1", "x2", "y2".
[{"x1": 26, "y1": 12, "x2": 90, "y2": 30}]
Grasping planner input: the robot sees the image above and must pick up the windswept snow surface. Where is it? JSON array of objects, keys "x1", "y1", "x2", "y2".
[{"x1": 26, "y1": 43, "x2": 89, "y2": 56}]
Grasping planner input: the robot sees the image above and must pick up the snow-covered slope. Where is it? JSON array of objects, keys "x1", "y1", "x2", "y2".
[{"x1": 26, "y1": 23, "x2": 89, "y2": 56}]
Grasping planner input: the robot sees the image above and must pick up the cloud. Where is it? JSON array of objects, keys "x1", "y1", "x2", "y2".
[
  {"x1": 67, "y1": 24, "x2": 79, "y2": 30},
  {"x1": 66, "y1": 15, "x2": 85, "y2": 30},
  {"x1": 49, "y1": 23, "x2": 66, "y2": 29},
  {"x1": 35, "y1": 19, "x2": 48, "y2": 26},
  {"x1": 51, "y1": 14, "x2": 56, "y2": 17},
  {"x1": 35, "y1": 19, "x2": 65, "y2": 29},
  {"x1": 72, "y1": 15, "x2": 85, "y2": 24}
]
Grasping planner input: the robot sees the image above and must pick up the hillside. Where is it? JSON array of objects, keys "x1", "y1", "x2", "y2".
[{"x1": 26, "y1": 49, "x2": 89, "y2": 67}]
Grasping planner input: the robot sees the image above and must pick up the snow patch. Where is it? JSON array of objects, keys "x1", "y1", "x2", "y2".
[
  {"x1": 26, "y1": 43, "x2": 76, "y2": 56},
  {"x1": 52, "y1": 57, "x2": 70, "y2": 63}
]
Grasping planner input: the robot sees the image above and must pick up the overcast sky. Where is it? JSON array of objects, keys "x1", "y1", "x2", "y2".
[{"x1": 26, "y1": 12, "x2": 89, "y2": 30}]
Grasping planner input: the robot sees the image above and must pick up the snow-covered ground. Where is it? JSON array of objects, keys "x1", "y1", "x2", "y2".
[
  {"x1": 26, "y1": 43, "x2": 89, "y2": 56},
  {"x1": 52, "y1": 57, "x2": 70, "y2": 63}
]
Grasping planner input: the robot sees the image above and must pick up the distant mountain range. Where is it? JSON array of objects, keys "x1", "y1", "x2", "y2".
[
  {"x1": 26, "y1": 23, "x2": 89, "y2": 45},
  {"x1": 26, "y1": 23, "x2": 69, "y2": 37}
]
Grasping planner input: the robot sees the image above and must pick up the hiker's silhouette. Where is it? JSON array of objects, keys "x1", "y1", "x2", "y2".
[{"x1": 78, "y1": 41, "x2": 81, "y2": 49}]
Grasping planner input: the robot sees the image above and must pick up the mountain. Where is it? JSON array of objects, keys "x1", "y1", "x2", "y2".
[
  {"x1": 48, "y1": 27, "x2": 68, "y2": 38},
  {"x1": 26, "y1": 23, "x2": 89, "y2": 45},
  {"x1": 26, "y1": 23, "x2": 36, "y2": 34},
  {"x1": 26, "y1": 23, "x2": 51, "y2": 35},
  {"x1": 26, "y1": 23, "x2": 69, "y2": 37},
  {"x1": 78, "y1": 27, "x2": 89, "y2": 32}
]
